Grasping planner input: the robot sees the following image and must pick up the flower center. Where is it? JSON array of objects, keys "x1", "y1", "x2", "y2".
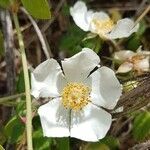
[
  {"x1": 61, "y1": 82, "x2": 91, "y2": 111},
  {"x1": 92, "y1": 18, "x2": 114, "y2": 37},
  {"x1": 130, "y1": 55, "x2": 145, "y2": 63}
]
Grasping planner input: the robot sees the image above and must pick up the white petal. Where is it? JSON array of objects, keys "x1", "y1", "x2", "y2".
[
  {"x1": 70, "y1": 1, "x2": 90, "y2": 31},
  {"x1": 90, "y1": 67, "x2": 122, "y2": 109},
  {"x1": 107, "y1": 18, "x2": 139, "y2": 39},
  {"x1": 38, "y1": 98, "x2": 70, "y2": 137},
  {"x1": 137, "y1": 50, "x2": 150, "y2": 56},
  {"x1": 117, "y1": 62, "x2": 133, "y2": 73},
  {"x1": 134, "y1": 58, "x2": 150, "y2": 71},
  {"x1": 90, "y1": 11, "x2": 110, "y2": 33},
  {"x1": 31, "y1": 59, "x2": 67, "y2": 98},
  {"x1": 70, "y1": 103, "x2": 112, "y2": 142},
  {"x1": 62, "y1": 48, "x2": 100, "y2": 82},
  {"x1": 93, "y1": 11, "x2": 110, "y2": 20},
  {"x1": 114, "y1": 50, "x2": 135, "y2": 61}
]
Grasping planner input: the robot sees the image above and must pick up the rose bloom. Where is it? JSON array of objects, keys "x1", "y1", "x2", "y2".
[
  {"x1": 31, "y1": 48, "x2": 122, "y2": 142},
  {"x1": 70, "y1": 1, "x2": 139, "y2": 39},
  {"x1": 114, "y1": 46, "x2": 150, "y2": 74}
]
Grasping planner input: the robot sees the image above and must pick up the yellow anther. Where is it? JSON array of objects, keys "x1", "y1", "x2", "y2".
[
  {"x1": 92, "y1": 18, "x2": 114, "y2": 37},
  {"x1": 61, "y1": 82, "x2": 91, "y2": 111}
]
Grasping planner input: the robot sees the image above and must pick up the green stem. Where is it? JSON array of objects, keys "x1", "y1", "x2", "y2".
[{"x1": 12, "y1": 13, "x2": 33, "y2": 150}]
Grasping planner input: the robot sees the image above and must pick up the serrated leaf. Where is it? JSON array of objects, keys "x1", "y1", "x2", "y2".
[
  {"x1": 33, "y1": 128, "x2": 52, "y2": 150},
  {"x1": 21, "y1": 0, "x2": 51, "y2": 19},
  {"x1": 4, "y1": 116, "x2": 25, "y2": 143},
  {"x1": 133, "y1": 111, "x2": 150, "y2": 140},
  {"x1": 0, "y1": 0, "x2": 10, "y2": 8}
]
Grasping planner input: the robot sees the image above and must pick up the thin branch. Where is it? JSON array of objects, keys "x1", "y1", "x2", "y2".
[
  {"x1": 13, "y1": 12, "x2": 33, "y2": 150},
  {"x1": 0, "y1": 9, "x2": 16, "y2": 95},
  {"x1": 134, "y1": 4, "x2": 150, "y2": 25},
  {"x1": 21, "y1": 7, "x2": 51, "y2": 59},
  {"x1": 135, "y1": 0, "x2": 148, "y2": 16},
  {"x1": 0, "y1": 93, "x2": 25, "y2": 103},
  {"x1": 41, "y1": 0, "x2": 66, "y2": 33},
  {"x1": 0, "y1": 8, "x2": 16, "y2": 124},
  {"x1": 25, "y1": 0, "x2": 66, "y2": 47}
]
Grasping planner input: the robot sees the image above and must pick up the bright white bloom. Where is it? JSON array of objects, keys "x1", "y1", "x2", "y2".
[
  {"x1": 114, "y1": 47, "x2": 150, "y2": 74},
  {"x1": 31, "y1": 48, "x2": 122, "y2": 142},
  {"x1": 70, "y1": 1, "x2": 139, "y2": 39}
]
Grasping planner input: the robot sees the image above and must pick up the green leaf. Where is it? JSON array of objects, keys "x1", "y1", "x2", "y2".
[
  {"x1": 84, "y1": 136, "x2": 119, "y2": 150},
  {"x1": 61, "y1": 3, "x2": 70, "y2": 16},
  {"x1": 126, "y1": 21, "x2": 147, "y2": 51},
  {"x1": 85, "y1": 143, "x2": 109, "y2": 150},
  {"x1": 0, "y1": 30, "x2": 4, "y2": 56},
  {"x1": 137, "y1": 21, "x2": 147, "y2": 36},
  {"x1": 0, "y1": 0, "x2": 10, "y2": 8},
  {"x1": 133, "y1": 111, "x2": 150, "y2": 140},
  {"x1": 16, "y1": 70, "x2": 25, "y2": 93},
  {"x1": 59, "y1": 24, "x2": 86, "y2": 55},
  {"x1": 4, "y1": 116, "x2": 25, "y2": 143},
  {"x1": 126, "y1": 34, "x2": 141, "y2": 51},
  {"x1": 0, "y1": 126, "x2": 6, "y2": 145},
  {"x1": 33, "y1": 128, "x2": 52, "y2": 150},
  {"x1": 0, "y1": 145, "x2": 5, "y2": 150},
  {"x1": 99, "y1": 136, "x2": 119, "y2": 150},
  {"x1": 82, "y1": 35, "x2": 103, "y2": 53},
  {"x1": 56, "y1": 138, "x2": 69, "y2": 150},
  {"x1": 21, "y1": 0, "x2": 51, "y2": 19}
]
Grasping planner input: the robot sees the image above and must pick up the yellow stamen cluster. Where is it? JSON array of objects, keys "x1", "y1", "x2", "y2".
[
  {"x1": 61, "y1": 82, "x2": 91, "y2": 111},
  {"x1": 92, "y1": 18, "x2": 114, "y2": 37}
]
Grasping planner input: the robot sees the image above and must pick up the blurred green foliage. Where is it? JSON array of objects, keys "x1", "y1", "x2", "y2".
[
  {"x1": 33, "y1": 128, "x2": 52, "y2": 150},
  {"x1": 0, "y1": 0, "x2": 10, "y2": 8},
  {"x1": 4, "y1": 116, "x2": 25, "y2": 144},
  {"x1": 0, "y1": 31, "x2": 4, "y2": 57},
  {"x1": 17, "y1": 70, "x2": 25, "y2": 93},
  {"x1": 126, "y1": 21, "x2": 147, "y2": 50},
  {"x1": 133, "y1": 111, "x2": 150, "y2": 141},
  {"x1": 21, "y1": 0, "x2": 51, "y2": 19},
  {"x1": 59, "y1": 24, "x2": 86, "y2": 55},
  {"x1": 0, "y1": 145, "x2": 5, "y2": 150},
  {"x1": 85, "y1": 136, "x2": 119, "y2": 150}
]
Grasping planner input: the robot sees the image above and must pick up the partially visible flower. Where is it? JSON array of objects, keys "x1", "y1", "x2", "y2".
[
  {"x1": 31, "y1": 48, "x2": 122, "y2": 142},
  {"x1": 114, "y1": 47, "x2": 150, "y2": 74},
  {"x1": 70, "y1": 1, "x2": 139, "y2": 39}
]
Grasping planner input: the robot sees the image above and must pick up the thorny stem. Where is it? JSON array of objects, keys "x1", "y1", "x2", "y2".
[{"x1": 12, "y1": 13, "x2": 33, "y2": 150}]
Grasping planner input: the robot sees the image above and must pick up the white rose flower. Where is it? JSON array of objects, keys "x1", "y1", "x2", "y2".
[
  {"x1": 31, "y1": 48, "x2": 122, "y2": 142},
  {"x1": 70, "y1": 1, "x2": 139, "y2": 39},
  {"x1": 114, "y1": 46, "x2": 150, "y2": 74}
]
